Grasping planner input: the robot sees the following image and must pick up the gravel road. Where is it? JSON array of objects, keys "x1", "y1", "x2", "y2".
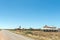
[{"x1": 0, "y1": 30, "x2": 35, "y2": 40}]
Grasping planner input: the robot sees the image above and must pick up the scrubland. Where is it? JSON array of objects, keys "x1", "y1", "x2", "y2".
[{"x1": 10, "y1": 30, "x2": 60, "y2": 40}]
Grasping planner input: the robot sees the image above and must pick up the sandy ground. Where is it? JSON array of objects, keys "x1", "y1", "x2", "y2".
[
  {"x1": 0, "y1": 31, "x2": 2, "y2": 40},
  {"x1": 0, "y1": 31, "x2": 8, "y2": 40},
  {"x1": 0, "y1": 30, "x2": 35, "y2": 40}
]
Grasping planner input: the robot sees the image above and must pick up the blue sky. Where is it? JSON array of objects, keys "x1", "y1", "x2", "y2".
[{"x1": 0, "y1": 0, "x2": 60, "y2": 29}]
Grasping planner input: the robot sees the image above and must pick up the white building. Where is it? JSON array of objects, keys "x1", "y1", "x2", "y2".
[{"x1": 42, "y1": 25, "x2": 58, "y2": 32}]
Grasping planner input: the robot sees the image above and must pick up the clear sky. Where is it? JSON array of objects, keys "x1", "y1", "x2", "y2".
[{"x1": 0, "y1": 0, "x2": 60, "y2": 29}]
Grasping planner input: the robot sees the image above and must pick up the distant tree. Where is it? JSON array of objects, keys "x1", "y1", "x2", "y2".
[
  {"x1": 29, "y1": 27, "x2": 33, "y2": 31},
  {"x1": 19, "y1": 26, "x2": 21, "y2": 29}
]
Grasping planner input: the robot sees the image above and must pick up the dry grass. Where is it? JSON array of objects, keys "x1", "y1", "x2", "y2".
[
  {"x1": 10, "y1": 30, "x2": 60, "y2": 40},
  {"x1": 27, "y1": 31, "x2": 60, "y2": 40}
]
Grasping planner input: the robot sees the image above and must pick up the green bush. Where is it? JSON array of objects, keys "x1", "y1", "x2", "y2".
[{"x1": 25, "y1": 31, "x2": 33, "y2": 34}]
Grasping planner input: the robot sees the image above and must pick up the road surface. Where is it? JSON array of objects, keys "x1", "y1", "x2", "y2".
[{"x1": 0, "y1": 30, "x2": 35, "y2": 40}]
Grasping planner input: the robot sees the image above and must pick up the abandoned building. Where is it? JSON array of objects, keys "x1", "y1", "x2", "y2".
[{"x1": 42, "y1": 25, "x2": 58, "y2": 32}]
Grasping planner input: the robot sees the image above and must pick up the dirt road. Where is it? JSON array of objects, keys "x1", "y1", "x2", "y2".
[{"x1": 0, "y1": 30, "x2": 35, "y2": 40}]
